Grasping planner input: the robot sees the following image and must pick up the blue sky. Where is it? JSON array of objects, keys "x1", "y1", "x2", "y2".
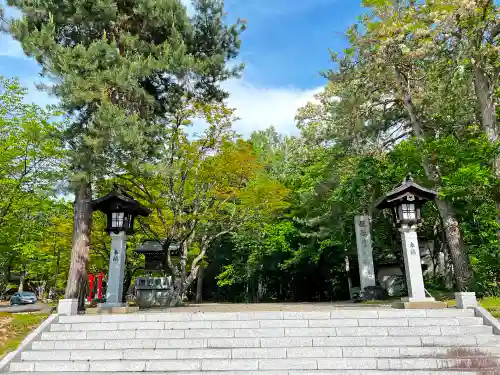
[{"x1": 0, "y1": 0, "x2": 364, "y2": 135}]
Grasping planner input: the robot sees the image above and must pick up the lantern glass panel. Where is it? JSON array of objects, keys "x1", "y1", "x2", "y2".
[
  {"x1": 401, "y1": 203, "x2": 416, "y2": 220},
  {"x1": 125, "y1": 214, "x2": 133, "y2": 229},
  {"x1": 112, "y1": 212, "x2": 125, "y2": 228}
]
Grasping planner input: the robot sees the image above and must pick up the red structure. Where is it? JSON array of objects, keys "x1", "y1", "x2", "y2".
[
  {"x1": 97, "y1": 272, "x2": 105, "y2": 299},
  {"x1": 87, "y1": 274, "x2": 95, "y2": 302}
]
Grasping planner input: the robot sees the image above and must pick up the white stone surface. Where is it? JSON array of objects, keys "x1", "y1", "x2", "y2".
[
  {"x1": 342, "y1": 347, "x2": 400, "y2": 358},
  {"x1": 261, "y1": 337, "x2": 312, "y2": 348},
  {"x1": 21, "y1": 350, "x2": 70, "y2": 361},
  {"x1": 285, "y1": 328, "x2": 337, "y2": 337},
  {"x1": 331, "y1": 310, "x2": 378, "y2": 319},
  {"x1": 259, "y1": 359, "x2": 317, "y2": 370},
  {"x1": 185, "y1": 329, "x2": 234, "y2": 338},
  {"x1": 35, "y1": 361, "x2": 90, "y2": 372},
  {"x1": 313, "y1": 337, "x2": 366, "y2": 347},
  {"x1": 286, "y1": 347, "x2": 342, "y2": 358},
  {"x1": 105, "y1": 338, "x2": 156, "y2": 349},
  {"x1": 58, "y1": 314, "x2": 102, "y2": 323},
  {"x1": 308, "y1": 319, "x2": 357, "y2": 327},
  {"x1": 354, "y1": 215, "x2": 376, "y2": 290},
  {"x1": 135, "y1": 329, "x2": 185, "y2": 339},
  {"x1": 105, "y1": 231, "x2": 127, "y2": 305},
  {"x1": 232, "y1": 348, "x2": 286, "y2": 359},
  {"x1": 474, "y1": 306, "x2": 500, "y2": 335},
  {"x1": 317, "y1": 358, "x2": 378, "y2": 370},
  {"x1": 259, "y1": 320, "x2": 308, "y2": 328},
  {"x1": 211, "y1": 320, "x2": 260, "y2": 329},
  {"x1": 440, "y1": 325, "x2": 492, "y2": 335},
  {"x1": 55, "y1": 340, "x2": 105, "y2": 350},
  {"x1": 123, "y1": 349, "x2": 177, "y2": 360},
  {"x1": 41, "y1": 331, "x2": 86, "y2": 341},
  {"x1": 202, "y1": 359, "x2": 259, "y2": 371},
  {"x1": 283, "y1": 311, "x2": 331, "y2": 320},
  {"x1": 207, "y1": 338, "x2": 259, "y2": 348},
  {"x1": 9, "y1": 308, "x2": 500, "y2": 374},
  {"x1": 358, "y1": 318, "x2": 408, "y2": 327},
  {"x1": 177, "y1": 349, "x2": 231, "y2": 359},
  {"x1": 57, "y1": 299, "x2": 78, "y2": 316},
  {"x1": 400, "y1": 225, "x2": 429, "y2": 301},
  {"x1": 235, "y1": 328, "x2": 284, "y2": 338},
  {"x1": 69, "y1": 349, "x2": 123, "y2": 360},
  {"x1": 155, "y1": 339, "x2": 206, "y2": 349},
  {"x1": 455, "y1": 292, "x2": 478, "y2": 309},
  {"x1": 164, "y1": 320, "x2": 211, "y2": 330},
  {"x1": 89, "y1": 360, "x2": 146, "y2": 372},
  {"x1": 145, "y1": 359, "x2": 201, "y2": 372}
]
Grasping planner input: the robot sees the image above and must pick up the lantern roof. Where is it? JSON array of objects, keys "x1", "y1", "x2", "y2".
[
  {"x1": 91, "y1": 184, "x2": 151, "y2": 216},
  {"x1": 135, "y1": 240, "x2": 181, "y2": 255},
  {"x1": 375, "y1": 174, "x2": 437, "y2": 210}
]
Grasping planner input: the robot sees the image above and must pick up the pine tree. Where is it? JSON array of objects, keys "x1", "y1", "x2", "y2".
[{"x1": 5, "y1": 0, "x2": 244, "y2": 304}]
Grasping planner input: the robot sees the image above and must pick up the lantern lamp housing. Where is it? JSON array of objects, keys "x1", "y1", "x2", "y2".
[
  {"x1": 91, "y1": 185, "x2": 151, "y2": 234},
  {"x1": 375, "y1": 175, "x2": 437, "y2": 227}
]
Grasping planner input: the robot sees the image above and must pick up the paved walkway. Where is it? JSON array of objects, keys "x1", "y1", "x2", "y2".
[
  {"x1": 0, "y1": 303, "x2": 52, "y2": 314},
  {"x1": 142, "y1": 301, "x2": 393, "y2": 313}
]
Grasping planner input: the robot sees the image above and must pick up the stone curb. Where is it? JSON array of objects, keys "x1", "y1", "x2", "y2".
[
  {"x1": 0, "y1": 313, "x2": 58, "y2": 373},
  {"x1": 474, "y1": 306, "x2": 500, "y2": 335}
]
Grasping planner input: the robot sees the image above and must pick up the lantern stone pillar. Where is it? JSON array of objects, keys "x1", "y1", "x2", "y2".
[
  {"x1": 104, "y1": 231, "x2": 128, "y2": 307},
  {"x1": 354, "y1": 215, "x2": 376, "y2": 291},
  {"x1": 400, "y1": 224, "x2": 430, "y2": 301},
  {"x1": 90, "y1": 185, "x2": 151, "y2": 311},
  {"x1": 375, "y1": 175, "x2": 447, "y2": 309}
]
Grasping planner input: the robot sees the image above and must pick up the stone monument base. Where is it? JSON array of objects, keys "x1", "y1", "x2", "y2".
[
  {"x1": 58, "y1": 299, "x2": 78, "y2": 316},
  {"x1": 392, "y1": 299, "x2": 448, "y2": 309},
  {"x1": 401, "y1": 296, "x2": 436, "y2": 303},
  {"x1": 86, "y1": 305, "x2": 139, "y2": 315},
  {"x1": 455, "y1": 292, "x2": 477, "y2": 309}
]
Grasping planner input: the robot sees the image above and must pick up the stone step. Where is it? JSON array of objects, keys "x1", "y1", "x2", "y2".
[
  {"x1": 19, "y1": 346, "x2": 500, "y2": 361},
  {"x1": 5, "y1": 371, "x2": 493, "y2": 375},
  {"x1": 10, "y1": 357, "x2": 500, "y2": 372},
  {"x1": 56, "y1": 309, "x2": 476, "y2": 324},
  {"x1": 39, "y1": 325, "x2": 492, "y2": 342},
  {"x1": 31, "y1": 334, "x2": 500, "y2": 350},
  {"x1": 49, "y1": 317, "x2": 484, "y2": 332}
]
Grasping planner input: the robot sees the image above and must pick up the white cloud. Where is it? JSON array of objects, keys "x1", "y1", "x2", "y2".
[
  {"x1": 0, "y1": 34, "x2": 26, "y2": 58},
  {"x1": 222, "y1": 79, "x2": 323, "y2": 136},
  {"x1": 21, "y1": 80, "x2": 59, "y2": 108},
  {"x1": 180, "y1": 0, "x2": 195, "y2": 15}
]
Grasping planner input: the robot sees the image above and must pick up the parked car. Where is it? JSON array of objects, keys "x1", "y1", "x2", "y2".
[{"x1": 10, "y1": 291, "x2": 37, "y2": 305}]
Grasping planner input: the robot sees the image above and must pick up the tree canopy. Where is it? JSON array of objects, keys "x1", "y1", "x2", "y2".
[{"x1": 0, "y1": 0, "x2": 499, "y2": 303}]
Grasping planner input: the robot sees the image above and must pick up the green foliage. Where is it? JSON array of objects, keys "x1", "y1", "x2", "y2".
[
  {"x1": 0, "y1": 0, "x2": 499, "y2": 304},
  {"x1": 0, "y1": 76, "x2": 68, "y2": 297}
]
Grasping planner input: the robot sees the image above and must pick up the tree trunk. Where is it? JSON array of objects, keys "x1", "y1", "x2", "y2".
[
  {"x1": 18, "y1": 270, "x2": 25, "y2": 292},
  {"x1": 394, "y1": 65, "x2": 473, "y2": 291},
  {"x1": 179, "y1": 242, "x2": 188, "y2": 299},
  {"x1": 473, "y1": 64, "x2": 500, "y2": 248},
  {"x1": 65, "y1": 181, "x2": 92, "y2": 304},
  {"x1": 122, "y1": 269, "x2": 132, "y2": 303},
  {"x1": 443, "y1": 245, "x2": 453, "y2": 289},
  {"x1": 196, "y1": 265, "x2": 204, "y2": 303},
  {"x1": 435, "y1": 200, "x2": 472, "y2": 291}
]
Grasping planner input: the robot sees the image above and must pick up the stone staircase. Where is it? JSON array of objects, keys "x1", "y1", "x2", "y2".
[{"x1": 6, "y1": 308, "x2": 500, "y2": 374}]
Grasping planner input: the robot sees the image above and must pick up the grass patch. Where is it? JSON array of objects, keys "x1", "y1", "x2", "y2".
[
  {"x1": 0, "y1": 313, "x2": 48, "y2": 359},
  {"x1": 480, "y1": 297, "x2": 500, "y2": 318}
]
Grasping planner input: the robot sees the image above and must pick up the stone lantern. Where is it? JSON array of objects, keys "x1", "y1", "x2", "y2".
[
  {"x1": 375, "y1": 175, "x2": 440, "y2": 306},
  {"x1": 91, "y1": 185, "x2": 151, "y2": 307}
]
